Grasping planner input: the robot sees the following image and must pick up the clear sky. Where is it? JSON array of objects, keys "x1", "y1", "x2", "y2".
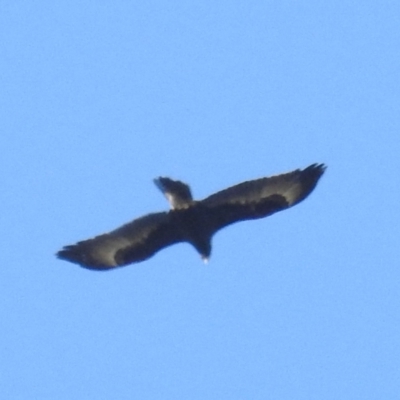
[{"x1": 1, "y1": 2, "x2": 399, "y2": 399}]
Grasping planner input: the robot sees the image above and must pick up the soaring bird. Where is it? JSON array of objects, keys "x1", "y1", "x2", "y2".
[{"x1": 57, "y1": 163, "x2": 326, "y2": 270}]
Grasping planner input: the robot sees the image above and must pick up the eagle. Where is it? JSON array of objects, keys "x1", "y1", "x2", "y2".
[{"x1": 57, "y1": 163, "x2": 326, "y2": 270}]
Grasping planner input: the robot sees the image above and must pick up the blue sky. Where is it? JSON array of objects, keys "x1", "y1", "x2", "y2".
[{"x1": 1, "y1": 2, "x2": 399, "y2": 399}]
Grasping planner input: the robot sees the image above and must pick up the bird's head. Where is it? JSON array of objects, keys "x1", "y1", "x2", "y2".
[{"x1": 192, "y1": 237, "x2": 212, "y2": 264}]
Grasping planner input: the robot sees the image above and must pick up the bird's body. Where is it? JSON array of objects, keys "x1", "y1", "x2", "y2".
[{"x1": 57, "y1": 163, "x2": 326, "y2": 270}]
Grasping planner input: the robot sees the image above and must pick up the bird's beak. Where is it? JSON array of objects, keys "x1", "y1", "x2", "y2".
[{"x1": 201, "y1": 255, "x2": 209, "y2": 264}]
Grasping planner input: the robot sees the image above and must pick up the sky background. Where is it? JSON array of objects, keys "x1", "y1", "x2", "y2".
[{"x1": 1, "y1": 1, "x2": 400, "y2": 399}]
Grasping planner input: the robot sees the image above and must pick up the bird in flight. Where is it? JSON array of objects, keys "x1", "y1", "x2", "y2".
[{"x1": 57, "y1": 163, "x2": 326, "y2": 270}]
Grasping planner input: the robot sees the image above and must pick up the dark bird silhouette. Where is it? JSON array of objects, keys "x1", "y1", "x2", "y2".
[{"x1": 57, "y1": 163, "x2": 326, "y2": 270}]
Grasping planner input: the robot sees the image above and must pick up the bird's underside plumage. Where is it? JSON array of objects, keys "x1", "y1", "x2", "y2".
[{"x1": 57, "y1": 163, "x2": 326, "y2": 270}]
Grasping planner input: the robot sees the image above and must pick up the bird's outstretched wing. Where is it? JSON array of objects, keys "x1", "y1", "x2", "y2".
[
  {"x1": 201, "y1": 163, "x2": 326, "y2": 232},
  {"x1": 154, "y1": 177, "x2": 193, "y2": 209},
  {"x1": 56, "y1": 212, "x2": 184, "y2": 270}
]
